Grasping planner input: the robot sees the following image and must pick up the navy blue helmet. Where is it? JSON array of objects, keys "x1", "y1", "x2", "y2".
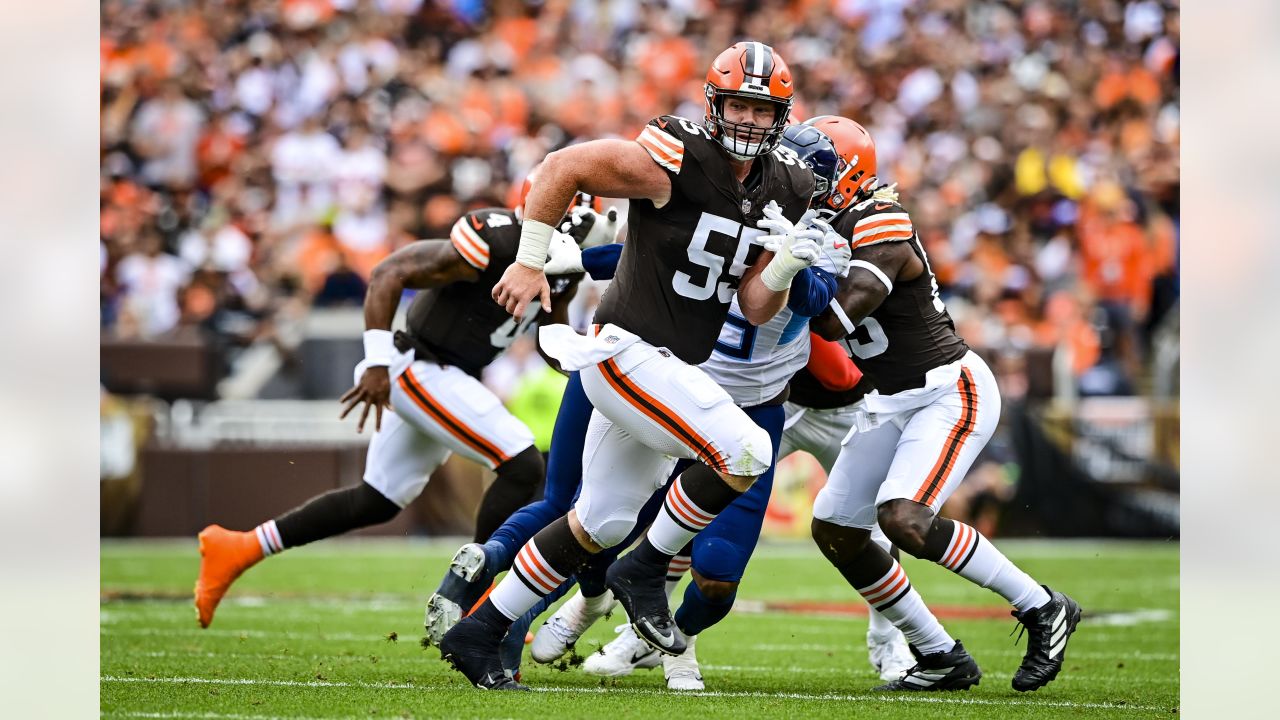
[{"x1": 779, "y1": 123, "x2": 841, "y2": 204}]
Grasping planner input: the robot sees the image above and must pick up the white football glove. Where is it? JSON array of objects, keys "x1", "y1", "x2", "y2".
[
  {"x1": 542, "y1": 230, "x2": 584, "y2": 275},
  {"x1": 811, "y1": 216, "x2": 852, "y2": 277},
  {"x1": 757, "y1": 201, "x2": 820, "y2": 253},
  {"x1": 560, "y1": 206, "x2": 621, "y2": 249},
  {"x1": 759, "y1": 214, "x2": 824, "y2": 292}
]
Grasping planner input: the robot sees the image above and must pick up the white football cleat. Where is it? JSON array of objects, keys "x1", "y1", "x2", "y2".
[
  {"x1": 583, "y1": 623, "x2": 661, "y2": 677},
  {"x1": 530, "y1": 589, "x2": 616, "y2": 664},
  {"x1": 663, "y1": 634, "x2": 704, "y2": 691},
  {"x1": 868, "y1": 626, "x2": 915, "y2": 681}
]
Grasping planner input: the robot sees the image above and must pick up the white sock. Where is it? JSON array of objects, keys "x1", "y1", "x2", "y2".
[
  {"x1": 254, "y1": 521, "x2": 284, "y2": 557},
  {"x1": 647, "y1": 476, "x2": 717, "y2": 555},
  {"x1": 856, "y1": 560, "x2": 954, "y2": 654},
  {"x1": 489, "y1": 539, "x2": 569, "y2": 620},
  {"x1": 939, "y1": 522, "x2": 1050, "y2": 612}
]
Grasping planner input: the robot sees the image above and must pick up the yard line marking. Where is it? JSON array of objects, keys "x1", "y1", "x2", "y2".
[{"x1": 101, "y1": 676, "x2": 1171, "y2": 711}]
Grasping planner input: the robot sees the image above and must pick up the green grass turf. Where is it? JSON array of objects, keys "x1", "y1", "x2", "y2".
[{"x1": 101, "y1": 537, "x2": 1179, "y2": 719}]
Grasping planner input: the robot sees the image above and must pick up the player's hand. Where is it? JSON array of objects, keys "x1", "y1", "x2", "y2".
[
  {"x1": 543, "y1": 231, "x2": 585, "y2": 275},
  {"x1": 758, "y1": 203, "x2": 818, "y2": 252},
  {"x1": 788, "y1": 226, "x2": 824, "y2": 267},
  {"x1": 340, "y1": 366, "x2": 391, "y2": 433},
  {"x1": 492, "y1": 262, "x2": 551, "y2": 319},
  {"x1": 561, "y1": 206, "x2": 620, "y2": 248},
  {"x1": 812, "y1": 217, "x2": 852, "y2": 277}
]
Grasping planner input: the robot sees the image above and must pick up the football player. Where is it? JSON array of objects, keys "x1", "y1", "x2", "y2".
[
  {"x1": 192, "y1": 195, "x2": 604, "y2": 629},
  {"x1": 805, "y1": 116, "x2": 1083, "y2": 692},
  {"x1": 439, "y1": 42, "x2": 820, "y2": 691},
  {"x1": 529, "y1": 122, "x2": 853, "y2": 690}
]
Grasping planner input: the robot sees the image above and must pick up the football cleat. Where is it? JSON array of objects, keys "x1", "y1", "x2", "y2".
[
  {"x1": 662, "y1": 634, "x2": 704, "y2": 691},
  {"x1": 423, "y1": 543, "x2": 495, "y2": 646},
  {"x1": 874, "y1": 640, "x2": 982, "y2": 691},
  {"x1": 868, "y1": 627, "x2": 915, "y2": 681},
  {"x1": 530, "y1": 589, "x2": 615, "y2": 663},
  {"x1": 439, "y1": 616, "x2": 530, "y2": 691},
  {"x1": 582, "y1": 624, "x2": 662, "y2": 677},
  {"x1": 1010, "y1": 586, "x2": 1082, "y2": 692},
  {"x1": 606, "y1": 552, "x2": 685, "y2": 656},
  {"x1": 194, "y1": 525, "x2": 264, "y2": 628}
]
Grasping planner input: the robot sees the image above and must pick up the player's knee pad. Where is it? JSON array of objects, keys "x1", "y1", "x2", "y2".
[
  {"x1": 353, "y1": 482, "x2": 401, "y2": 525},
  {"x1": 690, "y1": 536, "x2": 749, "y2": 583},
  {"x1": 728, "y1": 423, "x2": 773, "y2": 478},
  {"x1": 691, "y1": 574, "x2": 739, "y2": 603},
  {"x1": 573, "y1": 498, "x2": 637, "y2": 549}
]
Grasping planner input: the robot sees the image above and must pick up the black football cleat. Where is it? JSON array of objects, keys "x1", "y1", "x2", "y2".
[
  {"x1": 605, "y1": 552, "x2": 685, "y2": 656},
  {"x1": 1011, "y1": 586, "x2": 1082, "y2": 691},
  {"x1": 439, "y1": 615, "x2": 530, "y2": 691},
  {"x1": 873, "y1": 640, "x2": 982, "y2": 691}
]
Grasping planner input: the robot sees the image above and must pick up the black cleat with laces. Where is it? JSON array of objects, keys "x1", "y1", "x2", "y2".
[
  {"x1": 605, "y1": 551, "x2": 686, "y2": 656},
  {"x1": 1010, "y1": 585, "x2": 1082, "y2": 692},
  {"x1": 439, "y1": 614, "x2": 530, "y2": 691},
  {"x1": 873, "y1": 639, "x2": 982, "y2": 691}
]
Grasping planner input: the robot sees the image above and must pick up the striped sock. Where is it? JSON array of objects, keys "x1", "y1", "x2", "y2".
[
  {"x1": 647, "y1": 472, "x2": 739, "y2": 556},
  {"x1": 666, "y1": 552, "x2": 691, "y2": 597},
  {"x1": 254, "y1": 521, "x2": 284, "y2": 557},
  {"x1": 487, "y1": 517, "x2": 591, "y2": 621},
  {"x1": 938, "y1": 522, "x2": 1049, "y2": 612},
  {"x1": 855, "y1": 560, "x2": 954, "y2": 654},
  {"x1": 489, "y1": 539, "x2": 570, "y2": 620}
]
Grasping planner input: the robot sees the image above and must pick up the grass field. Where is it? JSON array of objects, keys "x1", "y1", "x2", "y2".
[{"x1": 101, "y1": 538, "x2": 1179, "y2": 719}]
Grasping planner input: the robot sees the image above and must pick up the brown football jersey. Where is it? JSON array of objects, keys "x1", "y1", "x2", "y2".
[{"x1": 593, "y1": 115, "x2": 815, "y2": 364}]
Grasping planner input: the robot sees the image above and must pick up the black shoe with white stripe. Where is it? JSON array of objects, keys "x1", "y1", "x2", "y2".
[
  {"x1": 1011, "y1": 585, "x2": 1082, "y2": 692},
  {"x1": 605, "y1": 552, "x2": 686, "y2": 657},
  {"x1": 873, "y1": 640, "x2": 982, "y2": 691}
]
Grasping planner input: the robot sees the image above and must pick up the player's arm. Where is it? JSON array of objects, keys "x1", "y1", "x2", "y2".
[
  {"x1": 737, "y1": 204, "x2": 825, "y2": 325},
  {"x1": 340, "y1": 240, "x2": 478, "y2": 432},
  {"x1": 493, "y1": 140, "x2": 671, "y2": 319},
  {"x1": 811, "y1": 242, "x2": 916, "y2": 341}
]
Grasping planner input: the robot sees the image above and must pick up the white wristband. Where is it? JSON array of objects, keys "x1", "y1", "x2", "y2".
[
  {"x1": 514, "y1": 219, "x2": 555, "y2": 271},
  {"x1": 362, "y1": 329, "x2": 395, "y2": 367},
  {"x1": 760, "y1": 251, "x2": 808, "y2": 292}
]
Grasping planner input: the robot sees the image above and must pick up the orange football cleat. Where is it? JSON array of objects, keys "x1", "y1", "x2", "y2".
[{"x1": 194, "y1": 525, "x2": 264, "y2": 628}]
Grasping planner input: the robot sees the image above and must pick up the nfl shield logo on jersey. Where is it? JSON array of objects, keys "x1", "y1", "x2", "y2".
[{"x1": 741, "y1": 199, "x2": 753, "y2": 214}]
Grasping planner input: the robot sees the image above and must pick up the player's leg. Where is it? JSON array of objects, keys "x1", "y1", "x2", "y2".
[
  {"x1": 653, "y1": 402, "x2": 782, "y2": 690},
  {"x1": 533, "y1": 478, "x2": 673, "y2": 665},
  {"x1": 781, "y1": 403, "x2": 912, "y2": 679},
  {"x1": 874, "y1": 356, "x2": 1081, "y2": 691},
  {"x1": 426, "y1": 372, "x2": 595, "y2": 645},
  {"x1": 439, "y1": 408, "x2": 674, "y2": 689},
  {"x1": 812, "y1": 420, "x2": 983, "y2": 691},
  {"x1": 374, "y1": 362, "x2": 534, "y2": 642},
  {"x1": 194, "y1": 400, "x2": 447, "y2": 629},
  {"x1": 588, "y1": 353, "x2": 773, "y2": 655}
]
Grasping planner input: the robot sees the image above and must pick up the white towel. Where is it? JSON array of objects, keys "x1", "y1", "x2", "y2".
[{"x1": 538, "y1": 323, "x2": 641, "y2": 371}]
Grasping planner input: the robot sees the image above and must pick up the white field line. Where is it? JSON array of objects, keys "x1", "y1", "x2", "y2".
[{"x1": 101, "y1": 675, "x2": 1170, "y2": 712}]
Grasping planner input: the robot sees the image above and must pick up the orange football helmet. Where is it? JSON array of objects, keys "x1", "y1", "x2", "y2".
[
  {"x1": 802, "y1": 115, "x2": 878, "y2": 210},
  {"x1": 703, "y1": 42, "x2": 795, "y2": 160}
]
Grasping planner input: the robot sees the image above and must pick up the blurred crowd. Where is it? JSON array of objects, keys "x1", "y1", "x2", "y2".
[{"x1": 100, "y1": 0, "x2": 1179, "y2": 399}]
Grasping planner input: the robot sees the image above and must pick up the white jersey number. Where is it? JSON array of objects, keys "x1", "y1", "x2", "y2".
[
  {"x1": 844, "y1": 317, "x2": 889, "y2": 360},
  {"x1": 673, "y1": 212, "x2": 765, "y2": 303}
]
